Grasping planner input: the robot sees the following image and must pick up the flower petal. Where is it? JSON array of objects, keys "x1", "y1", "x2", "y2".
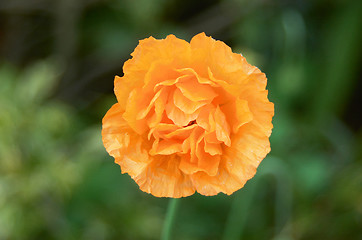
[
  {"x1": 214, "y1": 106, "x2": 231, "y2": 146},
  {"x1": 176, "y1": 68, "x2": 218, "y2": 87},
  {"x1": 137, "y1": 89, "x2": 163, "y2": 120},
  {"x1": 164, "y1": 124, "x2": 197, "y2": 140},
  {"x1": 221, "y1": 98, "x2": 253, "y2": 134},
  {"x1": 150, "y1": 139, "x2": 183, "y2": 155},
  {"x1": 102, "y1": 103, "x2": 132, "y2": 158},
  {"x1": 190, "y1": 160, "x2": 246, "y2": 196},
  {"x1": 173, "y1": 88, "x2": 207, "y2": 114},
  {"x1": 122, "y1": 89, "x2": 149, "y2": 134},
  {"x1": 165, "y1": 90, "x2": 199, "y2": 126},
  {"x1": 131, "y1": 155, "x2": 196, "y2": 198},
  {"x1": 153, "y1": 74, "x2": 190, "y2": 92},
  {"x1": 176, "y1": 81, "x2": 217, "y2": 102},
  {"x1": 179, "y1": 154, "x2": 203, "y2": 175},
  {"x1": 196, "y1": 141, "x2": 220, "y2": 176},
  {"x1": 204, "y1": 140, "x2": 222, "y2": 156},
  {"x1": 147, "y1": 89, "x2": 169, "y2": 128}
]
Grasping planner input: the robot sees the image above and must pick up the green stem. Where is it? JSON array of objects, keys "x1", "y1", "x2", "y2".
[{"x1": 161, "y1": 198, "x2": 180, "y2": 240}]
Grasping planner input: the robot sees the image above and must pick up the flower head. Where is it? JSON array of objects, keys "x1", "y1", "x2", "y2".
[{"x1": 102, "y1": 33, "x2": 274, "y2": 198}]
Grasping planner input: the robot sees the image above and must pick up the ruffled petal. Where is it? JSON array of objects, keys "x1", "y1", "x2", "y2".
[
  {"x1": 243, "y1": 90, "x2": 274, "y2": 137},
  {"x1": 127, "y1": 35, "x2": 191, "y2": 76},
  {"x1": 214, "y1": 106, "x2": 231, "y2": 146},
  {"x1": 204, "y1": 140, "x2": 222, "y2": 156},
  {"x1": 164, "y1": 124, "x2": 197, "y2": 140},
  {"x1": 132, "y1": 155, "x2": 196, "y2": 198},
  {"x1": 221, "y1": 98, "x2": 253, "y2": 134},
  {"x1": 176, "y1": 68, "x2": 218, "y2": 87},
  {"x1": 176, "y1": 81, "x2": 217, "y2": 102},
  {"x1": 150, "y1": 139, "x2": 183, "y2": 155},
  {"x1": 102, "y1": 103, "x2": 132, "y2": 158},
  {"x1": 165, "y1": 99, "x2": 199, "y2": 126},
  {"x1": 190, "y1": 161, "x2": 246, "y2": 196},
  {"x1": 179, "y1": 154, "x2": 203, "y2": 175},
  {"x1": 173, "y1": 88, "x2": 207, "y2": 114},
  {"x1": 122, "y1": 89, "x2": 149, "y2": 134},
  {"x1": 154, "y1": 74, "x2": 190, "y2": 92},
  {"x1": 196, "y1": 141, "x2": 220, "y2": 176},
  {"x1": 102, "y1": 104, "x2": 153, "y2": 180},
  {"x1": 137, "y1": 89, "x2": 163, "y2": 120}
]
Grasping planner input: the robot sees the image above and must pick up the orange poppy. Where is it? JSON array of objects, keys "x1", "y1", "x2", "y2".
[{"x1": 102, "y1": 33, "x2": 274, "y2": 198}]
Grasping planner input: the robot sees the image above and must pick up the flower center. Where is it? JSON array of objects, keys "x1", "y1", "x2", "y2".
[{"x1": 184, "y1": 120, "x2": 196, "y2": 127}]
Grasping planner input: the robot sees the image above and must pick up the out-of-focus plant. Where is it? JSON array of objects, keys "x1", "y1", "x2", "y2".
[
  {"x1": 0, "y1": 61, "x2": 100, "y2": 239},
  {"x1": 0, "y1": 61, "x2": 81, "y2": 239}
]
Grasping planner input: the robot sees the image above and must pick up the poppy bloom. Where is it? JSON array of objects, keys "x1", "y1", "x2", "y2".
[{"x1": 102, "y1": 33, "x2": 274, "y2": 198}]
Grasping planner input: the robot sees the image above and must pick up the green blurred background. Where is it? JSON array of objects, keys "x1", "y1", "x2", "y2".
[{"x1": 0, "y1": 0, "x2": 361, "y2": 239}]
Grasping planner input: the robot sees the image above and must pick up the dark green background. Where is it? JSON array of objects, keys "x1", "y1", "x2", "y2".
[{"x1": 0, "y1": 0, "x2": 361, "y2": 239}]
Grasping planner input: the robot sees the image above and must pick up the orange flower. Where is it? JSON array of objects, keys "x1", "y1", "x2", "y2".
[{"x1": 102, "y1": 33, "x2": 274, "y2": 198}]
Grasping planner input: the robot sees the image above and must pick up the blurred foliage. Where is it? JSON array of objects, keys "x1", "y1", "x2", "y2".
[{"x1": 0, "y1": 0, "x2": 361, "y2": 239}]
